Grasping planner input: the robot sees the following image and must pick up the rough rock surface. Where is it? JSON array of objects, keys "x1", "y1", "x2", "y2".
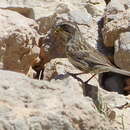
[
  {"x1": 0, "y1": 0, "x2": 130, "y2": 129},
  {"x1": 102, "y1": 0, "x2": 129, "y2": 47},
  {"x1": 85, "y1": 0, "x2": 106, "y2": 18},
  {"x1": 102, "y1": 0, "x2": 130, "y2": 71},
  {"x1": 124, "y1": 78, "x2": 130, "y2": 94},
  {"x1": 0, "y1": 0, "x2": 105, "y2": 19},
  {"x1": 114, "y1": 32, "x2": 130, "y2": 71},
  {"x1": 0, "y1": 9, "x2": 40, "y2": 76},
  {"x1": 0, "y1": 0, "x2": 35, "y2": 18},
  {"x1": 0, "y1": 69, "x2": 130, "y2": 130},
  {"x1": 1, "y1": 7, "x2": 34, "y2": 19},
  {"x1": 43, "y1": 58, "x2": 98, "y2": 86}
]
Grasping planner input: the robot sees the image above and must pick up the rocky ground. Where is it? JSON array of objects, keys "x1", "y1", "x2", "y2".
[{"x1": 0, "y1": 0, "x2": 130, "y2": 130}]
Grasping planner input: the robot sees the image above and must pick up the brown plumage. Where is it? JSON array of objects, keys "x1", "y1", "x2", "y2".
[{"x1": 55, "y1": 22, "x2": 130, "y2": 76}]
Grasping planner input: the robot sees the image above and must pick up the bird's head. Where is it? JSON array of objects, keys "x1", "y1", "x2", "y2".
[{"x1": 54, "y1": 22, "x2": 77, "y2": 42}]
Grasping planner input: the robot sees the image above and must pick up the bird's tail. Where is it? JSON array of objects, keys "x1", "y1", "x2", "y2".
[{"x1": 105, "y1": 66, "x2": 130, "y2": 76}]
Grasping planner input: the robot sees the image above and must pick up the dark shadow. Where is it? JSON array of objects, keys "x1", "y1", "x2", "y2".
[
  {"x1": 105, "y1": 0, "x2": 111, "y2": 4},
  {"x1": 99, "y1": 72, "x2": 128, "y2": 95},
  {"x1": 84, "y1": 83, "x2": 100, "y2": 107},
  {"x1": 96, "y1": 17, "x2": 114, "y2": 61}
]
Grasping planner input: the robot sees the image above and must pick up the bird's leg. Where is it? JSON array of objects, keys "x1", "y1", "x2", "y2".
[
  {"x1": 67, "y1": 72, "x2": 85, "y2": 83},
  {"x1": 67, "y1": 72, "x2": 85, "y2": 76},
  {"x1": 84, "y1": 74, "x2": 96, "y2": 85},
  {"x1": 67, "y1": 72, "x2": 96, "y2": 85}
]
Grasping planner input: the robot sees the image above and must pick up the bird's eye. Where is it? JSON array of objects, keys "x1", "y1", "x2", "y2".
[
  {"x1": 54, "y1": 28, "x2": 62, "y2": 33},
  {"x1": 61, "y1": 26, "x2": 70, "y2": 33}
]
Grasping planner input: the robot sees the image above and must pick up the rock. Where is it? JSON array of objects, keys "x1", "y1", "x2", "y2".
[
  {"x1": 114, "y1": 32, "x2": 130, "y2": 71},
  {"x1": 124, "y1": 78, "x2": 130, "y2": 94},
  {"x1": 0, "y1": 62, "x2": 3, "y2": 69},
  {"x1": 0, "y1": 0, "x2": 130, "y2": 129},
  {"x1": 0, "y1": 69, "x2": 129, "y2": 130},
  {"x1": 43, "y1": 58, "x2": 99, "y2": 86},
  {"x1": 0, "y1": 0, "x2": 35, "y2": 18},
  {"x1": 0, "y1": 7, "x2": 34, "y2": 19},
  {"x1": 102, "y1": 0, "x2": 129, "y2": 47},
  {"x1": 102, "y1": 0, "x2": 130, "y2": 71},
  {"x1": 39, "y1": 26, "x2": 67, "y2": 65},
  {"x1": 0, "y1": 0, "x2": 90, "y2": 20},
  {"x1": 0, "y1": 9, "x2": 40, "y2": 76},
  {"x1": 85, "y1": 0, "x2": 106, "y2": 18}
]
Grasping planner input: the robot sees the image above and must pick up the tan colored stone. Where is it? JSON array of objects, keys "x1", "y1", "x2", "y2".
[
  {"x1": 85, "y1": 0, "x2": 106, "y2": 17},
  {"x1": 43, "y1": 58, "x2": 99, "y2": 86},
  {"x1": 0, "y1": 0, "x2": 90, "y2": 20},
  {"x1": 0, "y1": 69, "x2": 129, "y2": 129},
  {"x1": 102, "y1": 12, "x2": 129, "y2": 47},
  {"x1": 0, "y1": 9, "x2": 40, "y2": 76},
  {"x1": 114, "y1": 32, "x2": 130, "y2": 71},
  {"x1": 1, "y1": 7, "x2": 34, "y2": 18},
  {"x1": 102, "y1": 0, "x2": 130, "y2": 72},
  {"x1": 102, "y1": 0, "x2": 129, "y2": 47}
]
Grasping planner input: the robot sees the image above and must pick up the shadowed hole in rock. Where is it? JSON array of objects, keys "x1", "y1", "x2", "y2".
[
  {"x1": 32, "y1": 64, "x2": 44, "y2": 80},
  {"x1": 99, "y1": 72, "x2": 129, "y2": 95}
]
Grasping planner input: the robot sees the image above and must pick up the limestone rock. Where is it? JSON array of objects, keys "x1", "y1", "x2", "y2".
[
  {"x1": 0, "y1": 69, "x2": 128, "y2": 130},
  {"x1": 0, "y1": 0, "x2": 130, "y2": 129},
  {"x1": 102, "y1": 0, "x2": 130, "y2": 71},
  {"x1": 124, "y1": 78, "x2": 130, "y2": 94},
  {"x1": 85, "y1": 0, "x2": 106, "y2": 17},
  {"x1": 0, "y1": 62, "x2": 3, "y2": 69},
  {"x1": 114, "y1": 32, "x2": 130, "y2": 71},
  {"x1": 43, "y1": 58, "x2": 99, "y2": 86},
  {"x1": 1, "y1": 7, "x2": 34, "y2": 19},
  {"x1": 0, "y1": 0, "x2": 90, "y2": 20},
  {"x1": 0, "y1": 0, "x2": 35, "y2": 18},
  {"x1": 102, "y1": 0, "x2": 129, "y2": 47},
  {"x1": 0, "y1": 9, "x2": 40, "y2": 76}
]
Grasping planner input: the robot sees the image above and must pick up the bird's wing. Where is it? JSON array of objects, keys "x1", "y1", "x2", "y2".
[
  {"x1": 72, "y1": 50, "x2": 130, "y2": 76},
  {"x1": 74, "y1": 49, "x2": 112, "y2": 67}
]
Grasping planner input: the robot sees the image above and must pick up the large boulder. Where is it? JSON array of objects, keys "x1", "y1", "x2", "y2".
[
  {"x1": 102, "y1": 0, "x2": 129, "y2": 47},
  {"x1": 43, "y1": 58, "x2": 98, "y2": 86},
  {"x1": 114, "y1": 32, "x2": 130, "y2": 71},
  {"x1": 85, "y1": 0, "x2": 106, "y2": 18},
  {"x1": 0, "y1": 69, "x2": 130, "y2": 130},
  {"x1": 0, "y1": 0, "x2": 106, "y2": 20},
  {"x1": 0, "y1": 0, "x2": 34, "y2": 18},
  {"x1": 102, "y1": 0, "x2": 130, "y2": 71},
  {"x1": 0, "y1": 9, "x2": 40, "y2": 76}
]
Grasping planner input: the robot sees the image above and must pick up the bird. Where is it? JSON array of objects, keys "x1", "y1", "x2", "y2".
[{"x1": 54, "y1": 22, "x2": 130, "y2": 83}]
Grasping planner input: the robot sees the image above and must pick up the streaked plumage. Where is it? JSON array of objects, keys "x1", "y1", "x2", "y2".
[{"x1": 55, "y1": 22, "x2": 130, "y2": 76}]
